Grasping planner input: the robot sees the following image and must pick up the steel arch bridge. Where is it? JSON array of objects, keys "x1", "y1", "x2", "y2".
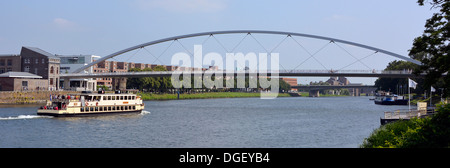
[{"x1": 73, "y1": 30, "x2": 421, "y2": 73}]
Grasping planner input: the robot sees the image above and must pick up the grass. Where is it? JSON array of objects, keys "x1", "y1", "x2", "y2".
[{"x1": 138, "y1": 92, "x2": 292, "y2": 100}]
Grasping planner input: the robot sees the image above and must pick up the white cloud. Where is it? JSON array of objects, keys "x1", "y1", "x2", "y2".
[
  {"x1": 135, "y1": 0, "x2": 227, "y2": 13},
  {"x1": 52, "y1": 18, "x2": 78, "y2": 30}
]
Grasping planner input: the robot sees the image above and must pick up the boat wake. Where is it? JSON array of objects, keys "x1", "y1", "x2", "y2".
[
  {"x1": 140, "y1": 110, "x2": 151, "y2": 115},
  {"x1": 0, "y1": 115, "x2": 53, "y2": 120}
]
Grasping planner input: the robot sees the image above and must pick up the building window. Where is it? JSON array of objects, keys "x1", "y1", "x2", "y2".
[
  {"x1": 24, "y1": 59, "x2": 30, "y2": 64},
  {"x1": 7, "y1": 59, "x2": 12, "y2": 66},
  {"x1": 24, "y1": 66, "x2": 30, "y2": 72},
  {"x1": 0, "y1": 59, "x2": 4, "y2": 66},
  {"x1": 50, "y1": 66, "x2": 54, "y2": 74},
  {"x1": 50, "y1": 78, "x2": 54, "y2": 85},
  {"x1": 6, "y1": 68, "x2": 12, "y2": 72},
  {"x1": 42, "y1": 59, "x2": 45, "y2": 64},
  {"x1": 35, "y1": 59, "x2": 39, "y2": 64}
]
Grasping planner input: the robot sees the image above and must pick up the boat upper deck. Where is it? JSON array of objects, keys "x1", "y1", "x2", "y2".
[{"x1": 50, "y1": 92, "x2": 141, "y2": 103}]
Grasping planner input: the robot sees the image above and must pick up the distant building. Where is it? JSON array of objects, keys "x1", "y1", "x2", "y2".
[
  {"x1": 0, "y1": 55, "x2": 21, "y2": 73},
  {"x1": 281, "y1": 78, "x2": 298, "y2": 87},
  {"x1": 281, "y1": 77, "x2": 298, "y2": 92},
  {"x1": 20, "y1": 47, "x2": 60, "y2": 90},
  {"x1": 57, "y1": 54, "x2": 100, "y2": 91},
  {"x1": 0, "y1": 72, "x2": 47, "y2": 91},
  {"x1": 326, "y1": 76, "x2": 349, "y2": 86}
]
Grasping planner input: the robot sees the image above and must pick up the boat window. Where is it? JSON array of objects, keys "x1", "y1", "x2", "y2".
[
  {"x1": 90, "y1": 107, "x2": 94, "y2": 111},
  {"x1": 132, "y1": 106, "x2": 136, "y2": 110},
  {"x1": 108, "y1": 96, "x2": 111, "y2": 100},
  {"x1": 108, "y1": 107, "x2": 111, "y2": 111},
  {"x1": 128, "y1": 106, "x2": 131, "y2": 110},
  {"x1": 124, "y1": 96, "x2": 127, "y2": 100},
  {"x1": 121, "y1": 106, "x2": 124, "y2": 110},
  {"x1": 81, "y1": 108, "x2": 84, "y2": 112},
  {"x1": 95, "y1": 107, "x2": 98, "y2": 111},
  {"x1": 120, "y1": 96, "x2": 123, "y2": 100},
  {"x1": 112, "y1": 106, "x2": 116, "y2": 110},
  {"x1": 125, "y1": 106, "x2": 128, "y2": 110},
  {"x1": 103, "y1": 96, "x2": 107, "y2": 100},
  {"x1": 112, "y1": 96, "x2": 116, "y2": 100}
]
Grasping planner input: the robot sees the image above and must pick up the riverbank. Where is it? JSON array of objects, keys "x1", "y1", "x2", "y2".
[
  {"x1": 138, "y1": 92, "x2": 293, "y2": 100},
  {"x1": 361, "y1": 103, "x2": 450, "y2": 148}
]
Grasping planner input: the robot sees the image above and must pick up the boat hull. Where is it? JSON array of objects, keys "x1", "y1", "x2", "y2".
[
  {"x1": 37, "y1": 109, "x2": 143, "y2": 117},
  {"x1": 374, "y1": 100, "x2": 408, "y2": 105}
]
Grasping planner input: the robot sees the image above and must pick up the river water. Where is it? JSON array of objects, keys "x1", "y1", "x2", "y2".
[{"x1": 0, "y1": 97, "x2": 408, "y2": 148}]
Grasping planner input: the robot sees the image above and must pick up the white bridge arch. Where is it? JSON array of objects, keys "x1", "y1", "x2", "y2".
[{"x1": 73, "y1": 30, "x2": 421, "y2": 73}]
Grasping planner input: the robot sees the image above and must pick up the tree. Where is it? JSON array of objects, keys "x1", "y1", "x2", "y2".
[
  {"x1": 127, "y1": 66, "x2": 173, "y2": 92},
  {"x1": 374, "y1": 60, "x2": 423, "y2": 94},
  {"x1": 409, "y1": 0, "x2": 450, "y2": 97}
]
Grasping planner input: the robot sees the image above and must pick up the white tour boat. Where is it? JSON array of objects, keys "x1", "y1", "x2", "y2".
[{"x1": 37, "y1": 91, "x2": 145, "y2": 117}]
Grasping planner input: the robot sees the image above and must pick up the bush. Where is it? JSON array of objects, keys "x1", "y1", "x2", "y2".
[{"x1": 361, "y1": 103, "x2": 450, "y2": 148}]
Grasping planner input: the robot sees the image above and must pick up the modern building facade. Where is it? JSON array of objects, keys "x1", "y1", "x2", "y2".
[{"x1": 57, "y1": 54, "x2": 100, "y2": 91}]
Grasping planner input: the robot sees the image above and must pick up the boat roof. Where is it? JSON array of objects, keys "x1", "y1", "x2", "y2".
[{"x1": 80, "y1": 93, "x2": 136, "y2": 96}]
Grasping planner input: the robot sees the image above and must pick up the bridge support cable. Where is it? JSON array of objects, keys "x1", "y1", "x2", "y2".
[
  {"x1": 331, "y1": 41, "x2": 373, "y2": 70},
  {"x1": 289, "y1": 37, "x2": 332, "y2": 72},
  {"x1": 248, "y1": 33, "x2": 290, "y2": 71},
  {"x1": 72, "y1": 30, "x2": 422, "y2": 73},
  {"x1": 152, "y1": 39, "x2": 176, "y2": 65},
  {"x1": 143, "y1": 47, "x2": 163, "y2": 65},
  {"x1": 123, "y1": 47, "x2": 142, "y2": 62},
  {"x1": 173, "y1": 34, "x2": 213, "y2": 67},
  {"x1": 338, "y1": 51, "x2": 378, "y2": 71}
]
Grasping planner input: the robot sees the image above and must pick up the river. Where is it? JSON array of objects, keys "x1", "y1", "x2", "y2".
[{"x1": 0, "y1": 96, "x2": 408, "y2": 148}]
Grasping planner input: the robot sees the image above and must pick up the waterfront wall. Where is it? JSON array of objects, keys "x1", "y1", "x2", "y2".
[{"x1": 0, "y1": 91, "x2": 78, "y2": 104}]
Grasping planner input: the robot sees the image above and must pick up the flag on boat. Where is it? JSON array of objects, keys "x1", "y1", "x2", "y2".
[
  {"x1": 409, "y1": 78, "x2": 417, "y2": 89},
  {"x1": 431, "y1": 86, "x2": 436, "y2": 92}
]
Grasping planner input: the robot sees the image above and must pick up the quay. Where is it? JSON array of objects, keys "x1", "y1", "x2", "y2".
[{"x1": 380, "y1": 102, "x2": 436, "y2": 125}]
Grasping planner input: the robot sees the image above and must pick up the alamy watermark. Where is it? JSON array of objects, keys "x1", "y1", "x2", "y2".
[{"x1": 170, "y1": 45, "x2": 279, "y2": 99}]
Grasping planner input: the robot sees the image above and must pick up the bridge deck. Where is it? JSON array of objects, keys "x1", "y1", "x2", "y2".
[{"x1": 60, "y1": 70, "x2": 431, "y2": 79}]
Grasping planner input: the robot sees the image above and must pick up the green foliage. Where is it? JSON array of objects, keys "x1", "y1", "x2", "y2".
[
  {"x1": 127, "y1": 66, "x2": 172, "y2": 92},
  {"x1": 361, "y1": 103, "x2": 450, "y2": 148},
  {"x1": 374, "y1": 60, "x2": 423, "y2": 93},
  {"x1": 409, "y1": 0, "x2": 450, "y2": 97},
  {"x1": 279, "y1": 79, "x2": 291, "y2": 93},
  {"x1": 97, "y1": 85, "x2": 109, "y2": 91}
]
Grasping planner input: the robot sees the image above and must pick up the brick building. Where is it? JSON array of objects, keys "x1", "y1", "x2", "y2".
[
  {"x1": 20, "y1": 47, "x2": 60, "y2": 90},
  {"x1": 0, "y1": 72, "x2": 47, "y2": 91},
  {"x1": 0, "y1": 55, "x2": 21, "y2": 73}
]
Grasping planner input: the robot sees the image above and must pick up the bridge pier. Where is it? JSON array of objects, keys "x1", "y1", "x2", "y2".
[
  {"x1": 309, "y1": 90, "x2": 320, "y2": 97},
  {"x1": 350, "y1": 88, "x2": 361, "y2": 96},
  {"x1": 112, "y1": 77, "x2": 127, "y2": 90},
  {"x1": 63, "y1": 78, "x2": 70, "y2": 90}
]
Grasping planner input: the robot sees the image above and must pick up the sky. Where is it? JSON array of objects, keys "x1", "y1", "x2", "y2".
[{"x1": 0, "y1": 0, "x2": 437, "y2": 84}]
